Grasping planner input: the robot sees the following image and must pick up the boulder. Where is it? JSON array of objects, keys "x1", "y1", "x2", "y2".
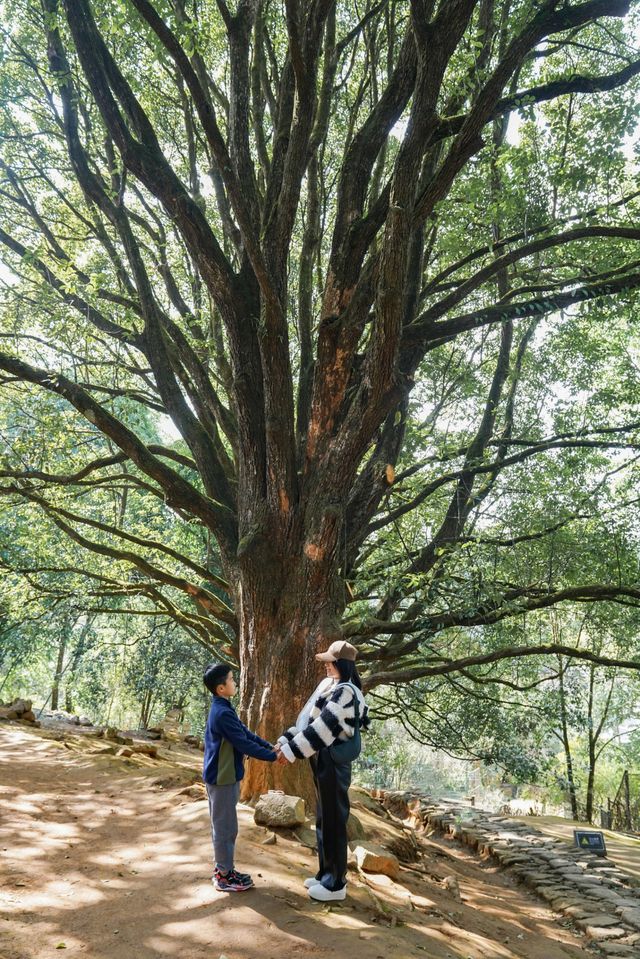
[
  {"x1": 254, "y1": 792, "x2": 305, "y2": 828},
  {"x1": 346, "y1": 812, "x2": 365, "y2": 841},
  {"x1": 10, "y1": 698, "x2": 32, "y2": 715},
  {"x1": 78, "y1": 717, "x2": 93, "y2": 727},
  {"x1": 350, "y1": 841, "x2": 400, "y2": 880},
  {"x1": 0, "y1": 698, "x2": 34, "y2": 721},
  {"x1": 349, "y1": 786, "x2": 387, "y2": 817},
  {"x1": 183, "y1": 735, "x2": 202, "y2": 748},
  {"x1": 294, "y1": 826, "x2": 317, "y2": 849}
]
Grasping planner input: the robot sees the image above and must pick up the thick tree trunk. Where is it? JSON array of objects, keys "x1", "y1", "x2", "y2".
[
  {"x1": 239, "y1": 626, "x2": 324, "y2": 807},
  {"x1": 230, "y1": 469, "x2": 347, "y2": 810},
  {"x1": 237, "y1": 560, "x2": 340, "y2": 808}
]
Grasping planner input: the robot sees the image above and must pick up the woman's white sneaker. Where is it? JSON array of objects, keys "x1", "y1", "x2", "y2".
[
  {"x1": 304, "y1": 877, "x2": 320, "y2": 889},
  {"x1": 308, "y1": 883, "x2": 346, "y2": 901}
]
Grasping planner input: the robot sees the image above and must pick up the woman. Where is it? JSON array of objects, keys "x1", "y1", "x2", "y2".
[{"x1": 277, "y1": 639, "x2": 369, "y2": 902}]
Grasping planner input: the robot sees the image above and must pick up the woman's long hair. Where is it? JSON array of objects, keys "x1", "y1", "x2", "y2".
[{"x1": 335, "y1": 658, "x2": 362, "y2": 690}]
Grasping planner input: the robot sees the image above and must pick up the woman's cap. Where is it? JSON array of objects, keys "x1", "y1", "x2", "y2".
[{"x1": 316, "y1": 640, "x2": 357, "y2": 662}]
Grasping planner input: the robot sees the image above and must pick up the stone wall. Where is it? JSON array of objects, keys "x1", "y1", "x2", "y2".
[{"x1": 377, "y1": 790, "x2": 640, "y2": 957}]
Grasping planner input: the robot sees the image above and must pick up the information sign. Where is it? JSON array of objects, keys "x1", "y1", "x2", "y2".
[{"x1": 573, "y1": 829, "x2": 607, "y2": 857}]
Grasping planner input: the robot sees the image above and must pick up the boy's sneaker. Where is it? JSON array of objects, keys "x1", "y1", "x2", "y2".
[
  {"x1": 213, "y1": 866, "x2": 253, "y2": 891},
  {"x1": 214, "y1": 870, "x2": 252, "y2": 892},
  {"x1": 228, "y1": 868, "x2": 253, "y2": 888}
]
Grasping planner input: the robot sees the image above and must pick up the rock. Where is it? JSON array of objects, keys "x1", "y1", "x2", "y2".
[
  {"x1": 145, "y1": 727, "x2": 163, "y2": 740},
  {"x1": 177, "y1": 784, "x2": 206, "y2": 800},
  {"x1": 131, "y1": 743, "x2": 158, "y2": 758},
  {"x1": 116, "y1": 747, "x2": 133, "y2": 758},
  {"x1": 563, "y1": 904, "x2": 595, "y2": 919},
  {"x1": 616, "y1": 908, "x2": 640, "y2": 930},
  {"x1": 577, "y1": 915, "x2": 625, "y2": 931},
  {"x1": 103, "y1": 727, "x2": 132, "y2": 745},
  {"x1": 348, "y1": 786, "x2": 387, "y2": 817},
  {"x1": 0, "y1": 697, "x2": 35, "y2": 721},
  {"x1": 78, "y1": 717, "x2": 93, "y2": 726},
  {"x1": 183, "y1": 735, "x2": 202, "y2": 748},
  {"x1": 262, "y1": 832, "x2": 277, "y2": 845},
  {"x1": 443, "y1": 876, "x2": 462, "y2": 901},
  {"x1": 10, "y1": 698, "x2": 32, "y2": 714},
  {"x1": 599, "y1": 944, "x2": 640, "y2": 957},
  {"x1": 254, "y1": 792, "x2": 305, "y2": 828},
  {"x1": 346, "y1": 812, "x2": 365, "y2": 841},
  {"x1": 584, "y1": 925, "x2": 628, "y2": 942},
  {"x1": 351, "y1": 841, "x2": 400, "y2": 880},
  {"x1": 364, "y1": 873, "x2": 394, "y2": 888},
  {"x1": 294, "y1": 826, "x2": 317, "y2": 850}
]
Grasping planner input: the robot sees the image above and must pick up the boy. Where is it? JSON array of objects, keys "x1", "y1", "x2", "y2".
[{"x1": 203, "y1": 662, "x2": 283, "y2": 892}]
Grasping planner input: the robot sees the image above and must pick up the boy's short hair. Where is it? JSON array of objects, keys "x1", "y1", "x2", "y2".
[{"x1": 204, "y1": 662, "x2": 233, "y2": 695}]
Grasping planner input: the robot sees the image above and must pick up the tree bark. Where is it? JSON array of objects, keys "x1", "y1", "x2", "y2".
[
  {"x1": 51, "y1": 631, "x2": 67, "y2": 712},
  {"x1": 558, "y1": 662, "x2": 579, "y2": 820},
  {"x1": 237, "y1": 560, "x2": 339, "y2": 806}
]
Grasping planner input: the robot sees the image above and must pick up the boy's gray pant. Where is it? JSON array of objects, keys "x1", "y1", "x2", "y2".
[{"x1": 206, "y1": 781, "x2": 240, "y2": 872}]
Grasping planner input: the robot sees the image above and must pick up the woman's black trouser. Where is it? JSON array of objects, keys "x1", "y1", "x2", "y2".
[{"x1": 309, "y1": 749, "x2": 352, "y2": 891}]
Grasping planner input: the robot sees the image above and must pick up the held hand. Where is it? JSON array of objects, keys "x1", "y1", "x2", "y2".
[{"x1": 274, "y1": 742, "x2": 282, "y2": 754}]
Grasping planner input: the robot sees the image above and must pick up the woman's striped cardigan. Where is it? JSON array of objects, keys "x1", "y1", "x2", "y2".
[{"x1": 278, "y1": 678, "x2": 369, "y2": 763}]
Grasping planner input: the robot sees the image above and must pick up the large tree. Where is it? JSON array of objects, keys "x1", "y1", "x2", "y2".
[{"x1": 1, "y1": 0, "x2": 640, "y2": 798}]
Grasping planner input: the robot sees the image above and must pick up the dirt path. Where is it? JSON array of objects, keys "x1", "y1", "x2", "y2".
[{"x1": 0, "y1": 725, "x2": 592, "y2": 959}]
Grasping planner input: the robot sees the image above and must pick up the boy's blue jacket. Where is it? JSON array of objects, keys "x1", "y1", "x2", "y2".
[{"x1": 203, "y1": 695, "x2": 276, "y2": 784}]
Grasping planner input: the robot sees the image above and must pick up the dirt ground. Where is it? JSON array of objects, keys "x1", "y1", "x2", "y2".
[{"x1": 0, "y1": 724, "x2": 593, "y2": 959}]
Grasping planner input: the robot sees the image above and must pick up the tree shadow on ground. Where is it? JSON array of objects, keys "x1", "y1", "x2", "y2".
[{"x1": 1, "y1": 726, "x2": 588, "y2": 959}]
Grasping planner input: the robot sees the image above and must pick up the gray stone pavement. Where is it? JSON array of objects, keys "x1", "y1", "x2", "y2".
[{"x1": 379, "y1": 792, "x2": 640, "y2": 957}]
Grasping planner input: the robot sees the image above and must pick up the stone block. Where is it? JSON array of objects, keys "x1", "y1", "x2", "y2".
[
  {"x1": 254, "y1": 792, "x2": 305, "y2": 828},
  {"x1": 616, "y1": 908, "x2": 640, "y2": 931},
  {"x1": 350, "y1": 841, "x2": 400, "y2": 880},
  {"x1": 585, "y1": 925, "x2": 629, "y2": 942}
]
